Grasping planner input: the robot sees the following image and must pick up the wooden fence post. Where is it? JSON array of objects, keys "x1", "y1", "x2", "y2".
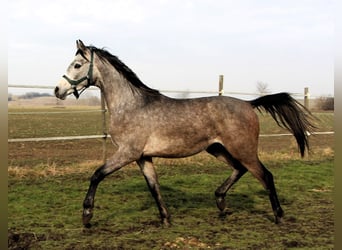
[
  {"x1": 304, "y1": 87, "x2": 310, "y2": 109},
  {"x1": 219, "y1": 75, "x2": 224, "y2": 96},
  {"x1": 101, "y1": 91, "x2": 107, "y2": 163}
]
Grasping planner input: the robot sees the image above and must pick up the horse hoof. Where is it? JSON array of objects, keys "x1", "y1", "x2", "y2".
[
  {"x1": 162, "y1": 218, "x2": 171, "y2": 227},
  {"x1": 275, "y1": 216, "x2": 282, "y2": 224},
  {"x1": 216, "y1": 196, "x2": 226, "y2": 211},
  {"x1": 219, "y1": 209, "x2": 230, "y2": 218},
  {"x1": 275, "y1": 213, "x2": 284, "y2": 224},
  {"x1": 82, "y1": 209, "x2": 93, "y2": 226},
  {"x1": 274, "y1": 207, "x2": 284, "y2": 224},
  {"x1": 84, "y1": 223, "x2": 92, "y2": 228},
  {"x1": 277, "y1": 207, "x2": 284, "y2": 218}
]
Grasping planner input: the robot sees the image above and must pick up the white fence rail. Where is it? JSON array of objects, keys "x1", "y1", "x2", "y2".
[
  {"x1": 8, "y1": 131, "x2": 334, "y2": 143},
  {"x1": 8, "y1": 81, "x2": 334, "y2": 145}
]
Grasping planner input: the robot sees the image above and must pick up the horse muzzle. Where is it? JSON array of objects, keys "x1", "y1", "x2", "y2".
[
  {"x1": 54, "y1": 86, "x2": 65, "y2": 100},
  {"x1": 54, "y1": 85, "x2": 77, "y2": 100}
]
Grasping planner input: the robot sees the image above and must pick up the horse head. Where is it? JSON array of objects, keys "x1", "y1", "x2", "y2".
[{"x1": 55, "y1": 40, "x2": 95, "y2": 99}]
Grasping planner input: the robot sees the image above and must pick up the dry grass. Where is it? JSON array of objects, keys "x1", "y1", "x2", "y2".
[
  {"x1": 8, "y1": 160, "x2": 102, "y2": 179},
  {"x1": 8, "y1": 142, "x2": 334, "y2": 180}
]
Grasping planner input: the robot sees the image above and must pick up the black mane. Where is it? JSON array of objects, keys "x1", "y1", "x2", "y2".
[{"x1": 88, "y1": 46, "x2": 161, "y2": 97}]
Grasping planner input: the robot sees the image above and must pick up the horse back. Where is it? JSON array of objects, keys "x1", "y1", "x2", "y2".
[{"x1": 140, "y1": 95, "x2": 259, "y2": 158}]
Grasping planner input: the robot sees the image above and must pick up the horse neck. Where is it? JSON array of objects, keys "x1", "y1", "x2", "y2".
[{"x1": 96, "y1": 60, "x2": 143, "y2": 112}]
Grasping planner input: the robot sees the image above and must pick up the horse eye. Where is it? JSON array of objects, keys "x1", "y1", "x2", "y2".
[{"x1": 74, "y1": 63, "x2": 82, "y2": 69}]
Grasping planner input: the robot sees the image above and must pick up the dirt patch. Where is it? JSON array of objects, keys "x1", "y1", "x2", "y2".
[
  {"x1": 163, "y1": 236, "x2": 214, "y2": 249},
  {"x1": 8, "y1": 229, "x2": 65, "y2": 250}
]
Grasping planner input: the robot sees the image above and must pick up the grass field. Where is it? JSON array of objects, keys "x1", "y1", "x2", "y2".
[{"x1": 8, "y1": 107, "x2": 334, "y2": 249}]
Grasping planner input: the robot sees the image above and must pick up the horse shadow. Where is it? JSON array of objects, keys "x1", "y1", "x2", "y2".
[
  {"x1": 104, "y1": 178, "x2": 278, "y2": 224},
  {"x1": 142, "y1": 184, "x2": 274, "y2": 222}
]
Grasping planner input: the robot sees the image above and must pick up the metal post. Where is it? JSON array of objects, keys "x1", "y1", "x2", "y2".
[
  {"x1": 304, "y1": 87, "x2": 310, "y2": 109},
  {"x1": 219, "y1": 75, "x2": 224, "y2": 96},
  {"x1": 101, "y1": 91, "x2": 107, "y2": 163}
]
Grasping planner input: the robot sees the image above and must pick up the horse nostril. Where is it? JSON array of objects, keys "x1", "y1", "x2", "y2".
[{"x1": 54, "y1": 87, "x2": 59, "y2": 95}]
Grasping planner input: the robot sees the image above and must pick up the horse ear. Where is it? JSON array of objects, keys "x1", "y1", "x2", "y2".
[{"x1": 76, "y1": 40, "x2": 86, "y2": 51}]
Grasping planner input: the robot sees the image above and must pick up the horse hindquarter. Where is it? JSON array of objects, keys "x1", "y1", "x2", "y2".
[{"x1": 142, "y1": 96, "x2": 259, "y2": 160}]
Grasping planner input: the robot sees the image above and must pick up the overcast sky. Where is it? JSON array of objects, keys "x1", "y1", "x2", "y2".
[{"x1": 9, "y1": 0, "x2": 334, "y2": 98}]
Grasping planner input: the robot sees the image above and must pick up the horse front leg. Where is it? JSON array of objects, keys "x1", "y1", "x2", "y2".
[
  {"x1": 82, "y1": 154, "x2": 135, "y2": 228},
  {"x1": 137, "y1": 156, "x2": 171, "y2": 226},
  {"x1": 82, "y1": 166, "x2": 106, "y2": 227}
]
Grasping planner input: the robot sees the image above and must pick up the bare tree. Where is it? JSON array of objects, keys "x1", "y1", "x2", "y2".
[
  {"x1": 316, "y1": 96, "x2": 334, "y2": 110},
  {"x1": 256, "y1": 81, "x2": 270, "y2": 96}
]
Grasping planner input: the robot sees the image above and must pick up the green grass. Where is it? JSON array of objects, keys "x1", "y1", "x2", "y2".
[
  {"x1": 8, "y1": 107, "x2": 104, "y2": 138},
  {"x1": 8, "y1": 158, "x2": 333, "y2": 249}
]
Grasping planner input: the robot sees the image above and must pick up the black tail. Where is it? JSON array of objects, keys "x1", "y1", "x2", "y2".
[{"x1": 249, "y1": 92, "x2": 316, "y2": 157}]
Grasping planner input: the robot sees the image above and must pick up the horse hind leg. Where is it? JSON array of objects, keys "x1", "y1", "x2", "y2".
[
  {"x1": 206, "y1": 144, "x2": 247, "y2": 213},
  {"x1": 242, "y1": 159, "x2": 284, "y2": 224},
  {"x1": 136, "y1": 156, "x2": 171, "y2": 226},
  {"x1": 207, "y1": 143, "x2": 283, "y2": 224}
]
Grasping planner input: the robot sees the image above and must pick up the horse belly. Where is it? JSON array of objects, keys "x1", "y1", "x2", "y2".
[{"x1": 143, "y1": 133, "x2": 212, "y2": 158}]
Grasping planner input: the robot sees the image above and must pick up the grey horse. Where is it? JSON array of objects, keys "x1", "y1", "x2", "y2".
[{"x1": 55, "y1": 40, "x2": 315, "y2": 227}]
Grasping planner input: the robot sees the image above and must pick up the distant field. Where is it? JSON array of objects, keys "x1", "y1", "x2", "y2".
[
  {"x1": 8, "y1": 107, "x2": 334, "y2": 167},
  {"x1": 8, "y1": 107, "x2": 334, "y2": 249}
]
